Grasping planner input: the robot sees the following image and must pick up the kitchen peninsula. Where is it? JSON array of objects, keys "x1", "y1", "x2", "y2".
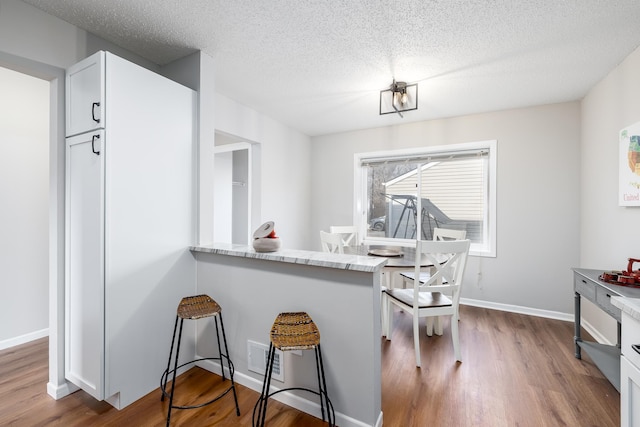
[{"x1": 190, "y1": 243, "x2": 387, "y2": 427}]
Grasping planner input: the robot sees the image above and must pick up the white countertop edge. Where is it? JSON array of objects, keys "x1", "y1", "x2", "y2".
[
  {"x1": 190, "y1": 243, "x2": 387, "y2": 273},
  {"x1": 611, "y1": 296, "x2": 640, "y2": 322}
]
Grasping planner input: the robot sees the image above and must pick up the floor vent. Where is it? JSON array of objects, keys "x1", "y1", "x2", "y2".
[{"x1": 247, "y1": 340, "x2": 284, "y2": 382}]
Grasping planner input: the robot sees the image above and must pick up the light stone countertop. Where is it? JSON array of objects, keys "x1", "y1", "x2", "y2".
[
  {"x1": 190, "y1": 243, "x2": 387, "y2": 273},
  {"x1": 611, "y1": 296, "x2": 640, "y2": 322}
]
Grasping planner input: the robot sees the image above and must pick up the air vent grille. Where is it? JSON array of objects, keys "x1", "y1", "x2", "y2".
[{"x1": 247, "y1": 340, "x2": 284, "y2": 382}]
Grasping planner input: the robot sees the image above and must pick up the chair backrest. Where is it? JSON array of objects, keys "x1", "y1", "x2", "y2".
[
  {"x1": 413, "y1": 239, "x2": 470, "y2": 304},
  {"x1": 433, "y1": 227, "x2": 467, "y2": 241},
  {"x1": 329, "y1": 225, "x2": 358, "y2": 247},
  {"x1": 320, "y1": 231, "x2": 344, "y2": 254}
]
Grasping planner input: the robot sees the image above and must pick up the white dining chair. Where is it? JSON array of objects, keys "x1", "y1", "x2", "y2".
[
  {"x1": 401, "y1": 229, "x2": 467, "y2": 285},
  {"x1": 329, "y1": 225, "x2": 358, "y2": 247},
  {"x1": 433, "y1": 227, "x2": 467, "y2": 241},
  {"x1": 400, "y1": 227, "x2": 467, "y2": 336},
  {"x1": 385, "y1": 239, "x2": 470, "y2": 368},
  {"x1": 319, "y1": 231, "x2": 344, "y2": 254}
]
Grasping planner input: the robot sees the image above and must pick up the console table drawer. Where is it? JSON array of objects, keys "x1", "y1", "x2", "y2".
[
  {"x1": 595, "y1": 286, "x2": 621, "y2": 321},
  {"x1": 574, "y1": 275, "x2": 595, "y2": 301}
]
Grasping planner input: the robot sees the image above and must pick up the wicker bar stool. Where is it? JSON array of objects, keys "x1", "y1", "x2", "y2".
[
  {"x1": 160, "y1": 295, "x2": 240, "y2": 426},
  {"x1": 253, "y1": 312, "x2": 335, "y2": 427}
]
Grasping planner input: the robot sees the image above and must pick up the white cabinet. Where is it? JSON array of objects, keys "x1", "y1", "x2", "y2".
[
  {"x1": 66, "y1": 52, "x2": 105, "y2": 137},
  {"x1": 65, "y1": 131, "x2": 105, "y2": 400},
  {"x1": 621, "y1": 310, "x2": 640, "y2": 427},
  {"x1": 621, "y1": 355, "x2": 640, "y2": 427},
  {"x1": 64, "y1": 51, "x2": 197, "y2": 409}
]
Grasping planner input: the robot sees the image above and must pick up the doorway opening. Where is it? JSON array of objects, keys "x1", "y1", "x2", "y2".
[
  {"x1": 0, "y1": 66, "x2": 50, "y2": 349},
  {"x1": 0, "y1": 51, "x2": 68, "y2": 399},
  {"x1": 214, "y1": 131, "x2": 261, "y2": 244}
]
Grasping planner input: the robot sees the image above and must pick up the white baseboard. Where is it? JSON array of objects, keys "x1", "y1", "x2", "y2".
[
  {"x1": 460, "y1": 298, "x2": 615, "y2": 345},
  {"x1": 0, "y1": 328, "x2": 48, "y2": 351},
  {"x1": 375, "y1": 411, "x2": 383, "y2": 427},
  {"x1": 460, "y1": 298, "x2": 573, "y2": 322},
  {"x1": 47, "y1": 380, "x2": 79, "y2": 400},
  {"x1": 196, "y1": 357, "x2": 378, "y2": 427}
]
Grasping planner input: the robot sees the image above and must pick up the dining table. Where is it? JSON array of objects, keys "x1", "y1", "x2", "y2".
[
  {"x1": 345, "y1": 243, "x2": 450, "y2": 263},
  {"x1": 344, "y1": 243, "x2": 446, "y2": 287},
  {"x1": 345, "y1": 243, "x2": 449, "y2": 336}
]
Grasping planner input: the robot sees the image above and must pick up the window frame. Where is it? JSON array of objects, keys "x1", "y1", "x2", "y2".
[{"x1": 353, "y1": 140, "x2": 497, "y2": 257}]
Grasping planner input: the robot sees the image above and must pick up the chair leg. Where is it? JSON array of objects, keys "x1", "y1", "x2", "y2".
[
  {"x1": 451, "y1": 314, "x2": 461, "y2": 362},
  {"x1": 413, "y1": 312, "x2": 421, "y2": 368},
  {"x1": 425, "y1": 317, "x2": 434, "y2": 337},
  {"x1": 381, "y1": 291, "x2": 387, "y2": 337},
  {"x1": 434, "y1": 316, "x2": 444, "y2": 336},
  {"x1": 217, "y1": 313, "x2": 240, "y2": 416},
  {"x1": 386, "y1": 301, "x2": 394, "y2": 341},
  {"x1": 384, "y1": 269, "x2": 392, "y2": 288}
]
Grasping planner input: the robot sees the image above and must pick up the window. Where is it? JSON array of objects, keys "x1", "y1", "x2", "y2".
[{"x1": 354, "y1": 140, "x2": 496, "y2": 257}]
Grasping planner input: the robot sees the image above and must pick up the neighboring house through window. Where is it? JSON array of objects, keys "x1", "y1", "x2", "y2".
[{"x1": 354, "y1": 140, "x2": 497, "y2": 257}]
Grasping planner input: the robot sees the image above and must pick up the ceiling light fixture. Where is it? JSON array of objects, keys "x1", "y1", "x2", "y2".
[{"x1": 379, "y1": 79, "x2": 418, "y2": 118}]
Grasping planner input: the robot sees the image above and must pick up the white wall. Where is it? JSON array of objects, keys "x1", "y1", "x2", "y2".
[
  {"x1": 311, "y1": 102, "x2": 582, "y2": 315},
  {"x1": 0, "y1": 66, "x2": 49, "y2": 347},
  {"x1": 580, "y1": 45, "x2": 640, "y2": 344},
  {"x1": 161, "y1": 51, "x2": 217, "y2": 245},
  {"x1": 0, "y1": 0, "x2": 158, "y2": 71},
  {"x1": 0, "y1": 0, "x2": 186, "y2": 398},
  {"x1": 215, "y1": 93, "x2": 313, "y2": 250},
  {"x1": 213, "y1": 150, "x2": 233, "y2": 242}
]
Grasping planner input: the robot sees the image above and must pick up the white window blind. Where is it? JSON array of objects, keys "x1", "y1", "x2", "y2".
[{"x1": 355, "y1": 141, "x2": 496, "y2": 257}]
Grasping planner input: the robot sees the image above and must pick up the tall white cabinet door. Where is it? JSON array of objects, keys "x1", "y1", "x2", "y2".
[
  {"x1": 66, "y1": 51, "x2": 105, "y2": 137},
  {"x1": 621, "y1": 355, "x2": 640, "y2": 427},
  {"x1": 65, "y1": 131, "x2": 105, "y2": 400}
]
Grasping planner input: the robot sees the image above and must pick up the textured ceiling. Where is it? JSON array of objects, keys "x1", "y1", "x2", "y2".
[{"x1": 20, "y1": 0, "x2": 640, "y2": 136}]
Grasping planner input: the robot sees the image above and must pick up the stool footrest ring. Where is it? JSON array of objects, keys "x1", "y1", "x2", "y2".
[
  {"x1": 252, "y1": 387, "x2": 335, "y2": 426},
  {"x1": 160, "y1": 356, "x2": 236, "y2": 410}
]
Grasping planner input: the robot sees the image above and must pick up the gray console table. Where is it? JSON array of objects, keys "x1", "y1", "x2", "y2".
[{"x1": 573, "y1": 268, "x2": 640, "y2": 392}]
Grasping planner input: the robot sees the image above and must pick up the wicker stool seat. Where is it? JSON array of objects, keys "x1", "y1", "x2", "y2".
[
  {"x1": 160, "y1": 295, "x2": 240, "y2": 426},
  {"x1": 253, "y1": 312, "x2": 335, "y2": 426},
  {"x1": 177, "y1": 294, "x2": 222, "y2": 319},
  {"x1": 270, "y1": 312, "x2": 320, "y2": 350}
]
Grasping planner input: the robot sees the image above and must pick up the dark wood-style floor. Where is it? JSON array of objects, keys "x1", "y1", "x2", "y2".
[{"x1": 0, "y1": 305, "x2": 619, "y2": 426}]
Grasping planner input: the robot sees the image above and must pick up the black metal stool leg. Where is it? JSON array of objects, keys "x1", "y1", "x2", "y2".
[
  {"x1": 166, "y1": 318, "x2": 184, "y2": 427},
  {"x1": 256, "y1": 343, "x2": 276, "y2": 427},
  {"x1": 218, "y1": 312, "x2": 240, "y2": 416},
  {"x1": 162, "y1": 296, "x2": 240, "y2": 424},
  {"x1": 161, "y1": 315, "x2": 180, "y2": 402},
  {"x1": 314, "y1": 347, "x2": 328, "y2": 421},
  {"x1": 253, "y1": 342, "x2": 269, "y2": 427},
  {"x1": 316, "y1": 344, "x2": 335, "y2": 426},
  {"x1": 313, "y1": 347, "x2": 326, "y2": 422},
  {"x1": 213, "y1": 316, "x2": 225, "y2": 381},
  {"x1": 255, "y1": 313, "x2": 334, "y2": 427}
]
